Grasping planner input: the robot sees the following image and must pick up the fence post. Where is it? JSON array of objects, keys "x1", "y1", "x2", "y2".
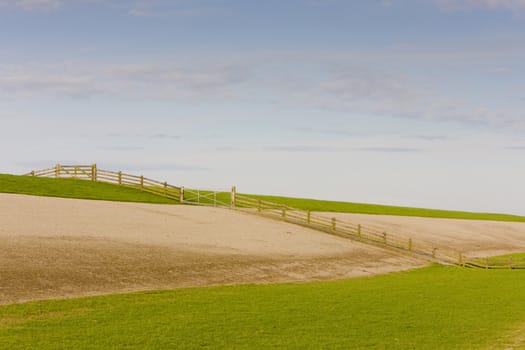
[
  {"x1": 231, "y1": 186, "x2": 236, "y2": 208},
  {"x1": 179, "y1": 187, "x2": 184, "y2": 203},
  {"x1": 55, "y1": 164, "x2": 60, "y2": 178},
  {"x1": 307, "y1": 210, "x2": 311, "y2": 224},
  {"x1": 357, "y1": 224, "x2": 361, "y2": 237},
  {"x1": 383, "y1": 232, "x2": 387, "y2": 244},
  {"x1": 118, "y1": 171, "x2": 122, "y2": 185},
  {"x1": 31, "y1": 170, "x2": 35, "y2": 177},
  {"x1": 432, "y1": 248, "x2": 437, "y2": 258},
  {"x1": 140, "y1": 176, "x2": 144, "y2": 191},
  {"x1": 510, "y1": 257, "x2": 513, "y2": 269},
  {"x1": 458, "y1": 253, "x2": 463, "y2": 267},
  {"x1": 408, "y1": 238, "x2": 413, "y2": 252},
  {"x1": 331, "y1": 218, "x2": 336, "y2": 231},
  {"x1": 74, "y1": 166, "x2": 78, "y2": 178},
  {"x1": 282, "y1": 207, "x2": 286, "y2": 218},
  {"x1": 91, "y1": 164, "x2": 97, "y2": 181},
  {"x1": 257, "y1": 200, "x2": 262, "y2": 212},
  {"x1": 486, "y1": 257, "x2": 489, "y2": 269},
  {"x1": 164, "y1": 182, "x2": 167, "y2": 197}
]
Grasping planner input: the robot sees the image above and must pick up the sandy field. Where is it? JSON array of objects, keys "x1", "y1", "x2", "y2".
[
  {"x1": 0, "y1": 194, "x2": 421, "y2": 304},
  {"x1": 323, "y1": 212, "x2": 525, "y2": 258}
]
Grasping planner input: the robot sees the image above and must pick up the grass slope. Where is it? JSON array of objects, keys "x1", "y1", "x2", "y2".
[
  {"x1": 2, "y1": 173, "x2": 524, "y2": 222},
  {"x1": 0, "y1": 174, "x2": 177, "y2": 204},
  {"x1": 1, "y1": 265, "x2": 525, "y2": 349},
  {"x1": 247, "y1": 194, "x2": 525, "y2": 222}
]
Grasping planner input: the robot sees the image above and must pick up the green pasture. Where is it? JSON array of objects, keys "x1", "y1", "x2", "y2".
[
  {"x1": 1, "y1": 265, "x2": 525, "y2": 349},
  {"x1": 0, "y1": 174, "x2": 177, "y2": 204}
]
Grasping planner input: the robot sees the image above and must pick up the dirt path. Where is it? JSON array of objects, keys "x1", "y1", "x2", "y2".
[{"x1": 0, "y1": 194, "x2": 422, "y2": 304}]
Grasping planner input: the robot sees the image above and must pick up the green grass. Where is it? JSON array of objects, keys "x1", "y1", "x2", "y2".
[
  {"x1": 1, "y1": 265, "x2": 525, "y2": 349},
  {"x1": 498, "y1": 252, "x2": 525, "y2": 259},
  {"x1": 246, "y1": 194, "x2": 525, "y2": 222},
  {"x1": 0, "y1": 174, "x2": 178, "y2": 204}
]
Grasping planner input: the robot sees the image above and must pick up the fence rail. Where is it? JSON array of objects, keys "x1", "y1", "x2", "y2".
[
  {"x1": 463, "y1": 256, "x2": 525, "y2": 269},
  {"x1": 234, "y1": 194, "x2": 461, "y2": 264},
  {"x1": 233, "y1": 194, "x2": 525, "y2": 269},
  {"x1": 23, "y1": 164, "x2": 524, "y2": 269},
  {"x1": 25, "y1": 164, "x2": 182, "y2": 202}
]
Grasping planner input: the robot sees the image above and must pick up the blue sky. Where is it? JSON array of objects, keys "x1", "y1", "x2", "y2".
[{"x1": 1, "y1": 0, "x2": 525, "y2": 214}]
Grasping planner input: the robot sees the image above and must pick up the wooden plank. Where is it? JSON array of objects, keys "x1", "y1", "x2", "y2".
[
  {"x1": 95, "y1": 175, "x2": 119, "y2": 183},
  {"x1": 95, "y1": 173, "x2": 119, "y2": 181},
  {"x1": 142, "y1": 177, "x2": 164, "y2": 186},
  {"x1": 120, "y1": 173, "x2": 142, "y2": 180},
  {"x1": 98, "y1": 169, "x2": 121, "y2": 175},
  {"x1": 60, "y1": 164, "x2": 92, "y2": 168},
  {"x1": 34, "y1": 170, "x2": 56, "y2": 176}
]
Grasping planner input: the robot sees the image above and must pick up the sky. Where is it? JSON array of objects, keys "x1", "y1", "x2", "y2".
[{"x1": 1, "y1": 0, "x2": 525, "y2": 215}]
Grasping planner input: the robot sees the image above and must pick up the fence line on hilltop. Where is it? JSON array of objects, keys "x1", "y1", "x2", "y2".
[
  {"x1": 23, "y1": 164, "x2": 525, "y2": 269},
  {"x1": 25, "y1": 164, "x2": 183, "y2": 202}
]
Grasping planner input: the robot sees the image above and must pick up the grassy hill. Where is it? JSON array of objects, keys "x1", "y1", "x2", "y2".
[
  {"x1": 1, "y1": 265, "x2": 525, "y2": 349},
  {"x1": 2, "y1": 173, "x2": 525, "y2": 222},
  {"x1": 0, "y1": 174, "x2": 177, "y2": 204}
]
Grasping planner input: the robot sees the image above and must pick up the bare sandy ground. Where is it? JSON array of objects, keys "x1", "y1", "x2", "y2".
[
  {"x1": 0, "y1": 194, "x2": 421, "y2": 304},
  {"x1": 323, "y1": 212, "x2": 525, "y2": 258}
]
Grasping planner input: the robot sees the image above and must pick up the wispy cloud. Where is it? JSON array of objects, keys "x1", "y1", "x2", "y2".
[
  {"x1": 111, "y1": 162, "x2": 210, "y2": 172},
  {"x1": 125, "y1": 0, "x2": 227, "y2": 18},
  {"x1": 127, "y1": 8, "x2": 151, "y2": 17},
  {"x1": 356, "y1": 147, "x2": 422, "y2": 153},
  {"x1": 107, "y1": 63, "x2": 248, "y2": 94},
  {"x1": 0, "y1": 0, "x2": 62, "y2": 11},
  {"x1": 408, "y1": 135, "x2": 453, "y2": 142},
  {"x1": 1, "y1": 55, "x2": 524, "y2": 130},
  {"x1": 0, "y1": 63, "x2": 249, "y2": 100},
  {"x1": 435, "y1": 0, "x2": 525, "y2": 11},
  {"x1": 276, "y1": 63, "x2": 525, "y2": 130},
  {"x1": 265, "y1": 145, "x2": 344, "y2": 153},
  {"x1": 0, "y1": 73, "x2": 105, "y2": 98},
  {"x1": 292, "y1": 127, "x2": 353, "y2": 137},
  {"x1": 148, "y1": 133, "x2": 181, "y2": 140},
  {"x1": 226, "y1": 144, "x2": 424, "y2": 154},
  {"x1": 107, "y1": 132, "x2": 181, "y2": 140},
  {"x1": 99, "y1": 146, "x2": 145, "y2": 151},
  {"x1": 493, "y1": 66, "x2": 512, "y2": 73}
]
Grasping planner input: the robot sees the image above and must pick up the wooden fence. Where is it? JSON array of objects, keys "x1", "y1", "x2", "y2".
[
  {"x1": 233, "y1": 194, "x2": 462, "y2": 265},
  {"x1": 25, "y1": 164, "x2": 182, "y2": 202},
  {"x1": 463, "y1": 256, "x2": 525, "y2": 269},
  {"x1": 24, "y1": 164, "x2": 525, "y2": 269},
  {"x1": 232, "y1": 194, "x2": 525, "y2": 269}
]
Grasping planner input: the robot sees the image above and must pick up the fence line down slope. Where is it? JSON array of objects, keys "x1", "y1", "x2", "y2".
[{"x1": 23, "y1": 164, "x2": 525, "y2": 269}]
